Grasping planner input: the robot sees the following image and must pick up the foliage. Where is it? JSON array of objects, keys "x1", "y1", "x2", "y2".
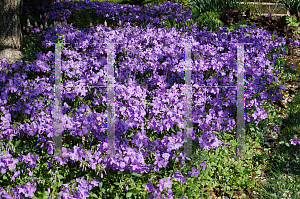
[
  {"x1": 117, "y1": 0, "x2": 156, "y2": 7},
  {"x1": 186, "y1": 0, "x2": 242, "y2": 18},
  {"x1": 286, "y1": 15, "x2": 300, "y2": 34},
  {"x1": 162, "y1": 17, "x2": 195, "y2": 31},
  {"x1": 141, "y1": 0, "x2": 192, "y2": 7},
  {"x1": 65, "y1": 7, "x2": 114, "y2": 29},
  {"x1": 193, "y1": 11, "x2": 225, "y2": 32},
  {"x1": 280, "y1": 0, "x2": 300, "y2": 15},
  {"x1": 226, "y1": 18, "x2": 255, "y2": 33},
  {"x1": 116, "y1": 0, "x2": 193, "y2": 9}
]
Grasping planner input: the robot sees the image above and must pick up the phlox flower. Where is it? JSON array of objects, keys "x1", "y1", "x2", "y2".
[
  {"x1": 172, "y1": 170, "x2": 186, "y2": 183},
  {"x1": 188, "y1": 167, "x2": 200, "y2": 178},
  {"x1": 157, "y1": 177, "x2": 173, "y2": 192},
  {"x1": 291, "y1": 137, "x2": 300, "y2": 145}
]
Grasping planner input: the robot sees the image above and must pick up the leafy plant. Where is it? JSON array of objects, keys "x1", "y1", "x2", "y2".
[
  {"x1": 194, "y1": 11, "x2": 225, "y2": 32},
  {"x1": 163, "y1": 17, "x2": 195, "y2": 31},
  {"x1": 226, "y1": 18, "x2": 255, "y2": 33},
  {"x1": 167, "y1": 0, "x2": 191, "y2": 6},
  {"x1": 186, "y1": 0, "x2": 242, "y2": 17},
  {"x1": 143, "y1": 0, "x2": 192, "y2": 7},
  {"x1": 117, "y1": 0, "x2": 156, "y2": 7},
  {"x1": 286, "y1": 15, "x2": 300, "y2": 34},
  {"x1": 280, "y1": 0, "x2": 300, "y2": 15}
]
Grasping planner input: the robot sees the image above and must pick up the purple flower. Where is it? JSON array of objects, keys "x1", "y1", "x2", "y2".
[
  {"x1": 252, "y1": 107, "x2": 268, "y2": 120},
  {"x1": 154, "y1": 156, "x2": 167, "y2": 168},
  {"x1": 291, "y1": 137, "x2": 300, "y2": 145},
  {"x1": 161, "y1": 153, "x2": 170, "y2": 161},
  {"x1": 279, "y1": 84, "x2": 286, "y2": 90},
  {"x1": 11, "y1": 170, "x2": 20, "y2": 182},
  {"x1": 130, "y1": 161, "x2": 141, "y2": 172},
  {"x1": 89, "y1": 179, "x2": 99, "y2": 189},
  {"x1": 200, "y1": 162, "x2": 206, "y2": 170},
  {"x1": 188, "y1": 167, "x2": 200, "y2": 178},
  {"x1": 166, "y1": 188, "x2": 173, "y2": 198},
  {"x1": 20, "y1": 182, "x2": 36, "y2": 198},
  {"x1": 1, "y1": 193, "x2": 14, "y2": 199},
  {"x1": 76, "y1": 176, "x2": 88, "y2": 186},
  {"x1": 172, "y1": 170, "x2": 186, "y2": 183},
  {"x1": 145, "y1": 182, "x2": 154, "y2": 192},
  {"x1": 157, "y1": 177, "x2": 173, "y2": 192}
]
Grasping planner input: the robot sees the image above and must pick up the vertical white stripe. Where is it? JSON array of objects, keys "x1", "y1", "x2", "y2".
[
  {"x1": 184, "y1": 42, "x2": 193, "y2": 158},
  {"x1": 106, "y1": 43, "x2": 116, "y2": 157},
  {"x1": 53, "y1": 43, "x2": 63, "y2": 157},
  {"x1": 236, "y1": 43, "x2": 246, "y2": 158}
]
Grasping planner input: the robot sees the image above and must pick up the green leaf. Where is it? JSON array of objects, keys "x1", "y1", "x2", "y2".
[
  {"x1": 132, "y1": 172, "x2": 141, "y2": 177},
  {"x1": 126, "y1": 192, "x2": 132, "y2": 197},
  {"x1": 15, "y1": 140, "x2": 21, "y2": 148},
  {"x1": 40, "y1": 191, "x2": 48, "y2": 199},
  {"x1": 226, "y1": 190, "x2": 235, "y2": 196},
  {"x1": 285, "y1": 143, "x2": 290, "y2": 147},
  {"x1": 133, "y1": 189, "x2": 139, "y2": 195},
  {"x1": 52, "y1": 183, "x2": 57, "y2": 190},
  {"x1": 57, "y1": 174, "x2": 64, "y2": 179},
  {"x1": 89, "y1": 192, "x2": 98, "y2": 197}
]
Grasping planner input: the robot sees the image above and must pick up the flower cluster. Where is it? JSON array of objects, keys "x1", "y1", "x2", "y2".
[{"x1": 0, "y1": 0, "x2": 299, "y2": 198}]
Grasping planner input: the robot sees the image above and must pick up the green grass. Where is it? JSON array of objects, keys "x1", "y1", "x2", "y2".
[{"x1": 1, "y1": 0, "x2": 300, "y2": 198}]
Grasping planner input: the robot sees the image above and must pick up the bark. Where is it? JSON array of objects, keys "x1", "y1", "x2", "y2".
[{"x1": 0, "y1": 0, "x2": 26, "y2": 67}]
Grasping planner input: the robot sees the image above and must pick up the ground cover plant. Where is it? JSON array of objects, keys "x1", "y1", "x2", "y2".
[{"x1": 0, "y1": 0, "x2": 300, "y2": 198}]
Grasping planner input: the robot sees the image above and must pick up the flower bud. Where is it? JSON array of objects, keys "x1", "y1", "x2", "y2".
[
  {"x1": 40, "y1": 14, "x2": 42, "y2": 19},
  {"x1": 23, "y1": 26, "x2": 25, "y2": 31},
  {"x1": 40, "y1": 24, "x2": 43, "y2": 30},
  {"x1": 104, "y1": 20, "x2": 107, "y2": 27},
  {"x1": 119, "y1": 19, "x2": 121, "y2": 26},
  {"x1": 44, "y1": 21, "x2": 48, "y2": 29},
  {"x1": 35, "y1": 21, "x2": 38, "y2": 27},
  {"x1": 26, "y1": 27, "x2": 29, "y2": 33}
]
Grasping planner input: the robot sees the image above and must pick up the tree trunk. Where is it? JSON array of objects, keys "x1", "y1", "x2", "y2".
[{"x1": 0, "y1": 0, "x2": 26, "y2": 67}]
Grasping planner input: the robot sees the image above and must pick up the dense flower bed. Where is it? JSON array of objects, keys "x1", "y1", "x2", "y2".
[{"x1": 0, "y1": 0, "x2": 299, "y2": 198}]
